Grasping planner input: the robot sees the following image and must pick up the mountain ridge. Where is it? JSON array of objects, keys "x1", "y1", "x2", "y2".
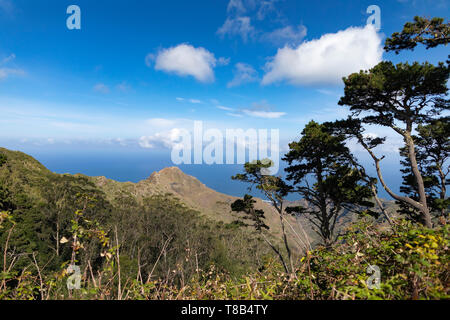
[{"x1": 85, "y1": 164, "x2": 300, "y2": 247}]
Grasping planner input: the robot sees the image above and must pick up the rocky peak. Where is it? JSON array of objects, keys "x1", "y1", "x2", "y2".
[{"x1": 147, "y1": 166, "x2": 184, "y2": 183}]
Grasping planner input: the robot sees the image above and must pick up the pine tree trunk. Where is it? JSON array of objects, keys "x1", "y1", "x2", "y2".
[{"x1": 405, "y1": 134, "x2": 432, "y2": 228}]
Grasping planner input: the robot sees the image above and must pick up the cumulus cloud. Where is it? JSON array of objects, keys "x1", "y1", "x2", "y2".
[
  {"x1": 153, "y1": 44, "x2": 218, "y2": 83},
  {"x1": 227, "y1": 63, "x2": 259, "y2": 87},
  {"x1": 262, "y1": 25, "x2": 383, "y2": 86},
  {"x1": 139, "y1": 128, "x2": 188, "y2": 149}
]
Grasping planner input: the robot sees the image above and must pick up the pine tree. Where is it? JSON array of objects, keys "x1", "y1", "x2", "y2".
[{"x1": 283, "y1": 121, "x2": 373, "y2": 246}]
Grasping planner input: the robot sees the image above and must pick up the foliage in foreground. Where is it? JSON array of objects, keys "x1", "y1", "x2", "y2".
[
  {"x1": 142, "y1": 220, "x2": 448, "y2": 300},
  {"x1": 1, "y1": 219, "x2": 448, "y2": 300}
]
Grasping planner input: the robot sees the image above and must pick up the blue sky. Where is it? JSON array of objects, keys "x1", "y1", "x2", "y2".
[{"x1": 0, "y1": 0, "x2": 448, "y2": 158}]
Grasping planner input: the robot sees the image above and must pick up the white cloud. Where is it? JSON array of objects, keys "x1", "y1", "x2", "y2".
[
  {"x1": 93, "y1": 83, "x2": 110, "y2": 94},
  {"x1": 228, "y1": 63, "x2": 259, "y2": 88},
  {"x1": 139, "y1": 128, "x2": 187, "y2": 149},
  {"x1": 154, "y1": 44, "x2": 217, "y2": 83},
  {"x1": 261, "y1": 24, "x2": 307, "y2": 46},
  {"x1": 262, "y1": 25, "x2": 383, "y2": 86},
  {"x1": 217, "y1": 17, "x2": 255, "y2": 42},
  {"x1": 363, "y1": 132, "x2": 379, "y2": 140},
  {"x1": 242, "y1": 109, "x2": 286, "y2": 119}
]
